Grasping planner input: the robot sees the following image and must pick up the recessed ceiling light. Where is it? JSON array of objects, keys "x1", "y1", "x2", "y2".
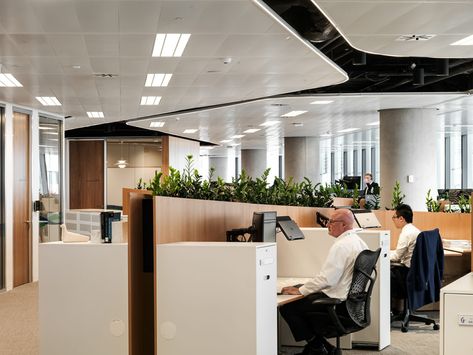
[
  {"x1": 231, "y1": 135, "x2": 245, "y2": 139},
  {"x1": 310, "y1": 100, "x2": 333, "y2": 105},
  {"x1": 260, "y1": 121, "x2": 279, "y2": 127},
  {"x1": 39, "y1": 126, "x2": 55, "y2": 130},
  {"x1": 150, "y1": 121, "x2": 165, "y2": 128},
  {"x1": 152, "y1": 33, "x2": 191, "y2": 57},
  {"x1": 451, "y1": 34, "x2": 473, "y2": 46},
  {"x1": 281, "y1": 110, "x2": 307, "y2": 118},
  {"x1": 43, "y1": 131, "x2": 59, "y2": 135},
  {"x1": 338, "y1": 128, "x2": 360, "y2": 133},
  {"x1": 145, "y1": 73, "x2": 172, "y2": 87},
  {"x1": 0, "y1": 73, "x2": 22, "y2": 87},
  {"x1": 141, "y1": 96, "x2": 162, "y2": 105},
  {"x1": 200, "y1": 146, "x2": 215, "y2": 150},
  {"x1": 36, "y1": 96, "x2": 61, "y2": 106},
  {"x1": 320, "y1": 133, "x2": 333, "y2": 137},
  {"x1": 366, "y1": 121, "x2": 379, "y2": 126},
  {"x1": 243, "y1": 128, "x2": 261, "y2": 134},
  {"x1": 220, "y1": 139, "x2": 232, "y2": 143},
  {"x1": 87, "y1": 112, "x2": 104, "y2": 118},
  {"x1": 183, "y1": 129, "x2": 198, "y2": 134},
  {"x1": 72, "y1": 65, "x2": 81, "y2": 69},
  {"x1": 292, "y1": 122, "x2": 304, "y2": 127}
]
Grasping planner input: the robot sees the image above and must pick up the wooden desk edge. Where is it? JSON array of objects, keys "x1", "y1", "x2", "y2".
[{"x1": 277, "y1": 294, "x2": 304, "y2": 306}]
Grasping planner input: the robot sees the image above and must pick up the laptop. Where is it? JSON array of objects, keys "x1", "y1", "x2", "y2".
[
  {"x1": 353, "y1": 211, "x2": 381, "y2": 229},
  {"x1": 276, "y1": 216, "x2": 305, "y2": 240}
]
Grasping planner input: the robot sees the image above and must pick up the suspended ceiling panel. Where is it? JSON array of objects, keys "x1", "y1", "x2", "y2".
[
  {"x1": 313, "y1": 0, "x2": 473, "y2": 58},
  {"x1": 128, "y1": 93, "x2": 473, "y2": 156},
  {"x1": 0, "y1": 0, "x2": 347, "y2": 129}
]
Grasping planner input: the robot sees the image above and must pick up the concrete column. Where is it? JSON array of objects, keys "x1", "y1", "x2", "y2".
[
  {"x1": 209, "y1": 156, "x2": 233, "y2": 182},
  {"x1": 241, "y1": 149, "x2": 267, "y2": 178},
  {"x1": 284, "y1": 137, "x2": 320, "y2": 183},
  {"x1": 380, "y1": 108, "x2": 439, "y2": 211}
]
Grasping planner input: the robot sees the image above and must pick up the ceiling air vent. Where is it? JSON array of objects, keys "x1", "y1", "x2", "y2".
[
  {"x1": 396, "y1": 34, "x2": 436, "y2": 42},
  {"x1": 94, "y1": 73, "x2": 119, "y2": 78}
]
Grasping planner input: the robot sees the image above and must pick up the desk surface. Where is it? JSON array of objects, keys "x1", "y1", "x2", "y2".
[{"x1": 277, "y1": 277, "x2": 311, "y2": 306}]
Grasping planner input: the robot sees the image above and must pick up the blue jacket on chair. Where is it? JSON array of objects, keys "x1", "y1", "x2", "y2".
[{"x1": 406, "y1": 229, "x2": 444, "y2": 311}]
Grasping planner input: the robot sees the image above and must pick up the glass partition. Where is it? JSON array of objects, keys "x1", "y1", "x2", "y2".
[{"x1": 39, "y1": 117, "x2": 63, "y2": 242}]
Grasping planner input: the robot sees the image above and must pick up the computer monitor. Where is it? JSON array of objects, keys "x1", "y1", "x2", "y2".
[
  {"x1": 341, "y1": 175, "x2": 361, "y2": 190},
  {"x1": 251, "y1": 211, "x2": 277, "y2": 242},
  {"x1": 276, "y1": 216, "x2": 305, "y2": 240}
]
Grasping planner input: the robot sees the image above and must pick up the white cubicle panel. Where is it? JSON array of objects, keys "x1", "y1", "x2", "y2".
[
  {"x1": 39, "y1": 242, "x2": 129, "y2": 355},
  {"x1": 277, "y1": 228, "x2": 390, "y2": 350},
  {"x1": 440, "y1": 272, "x2": 473, "y2": 355},
  {"x1": 157, "y1": 242, "x2": 277, "y2": 355}
]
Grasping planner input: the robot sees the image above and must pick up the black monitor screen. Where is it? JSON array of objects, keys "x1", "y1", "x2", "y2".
[
  {"x1": 341, "y1": 175, "x2": 361, "y2": 190},
  {"x1": 252, "y1": 211, "x2": 277, "y2": 242}
]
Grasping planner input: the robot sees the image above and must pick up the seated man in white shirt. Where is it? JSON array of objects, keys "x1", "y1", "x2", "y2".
[
  {"x1": 390, "y1": 204, "x2": 421, "y2": 305},
  {"x1": 279, "y1": 209, "x2": 368, "y2": 355}
]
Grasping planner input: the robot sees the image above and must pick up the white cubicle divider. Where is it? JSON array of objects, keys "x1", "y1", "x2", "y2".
[
  {"x1": 39, "y1": 242, "x2": 129, "y2": 355},
  {"x1": 277, "y1": 227, "x2": 390, "y2": 350},
  {"x1": 440, "y1": 272, "x2": 473, "y2": 355},
  {"x1": 157, "y1": 242, "x2": 277, "y2": 355}
]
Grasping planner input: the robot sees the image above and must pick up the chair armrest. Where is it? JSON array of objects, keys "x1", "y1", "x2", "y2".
[
  {"x1": 391, "y1": 262, "x2": 407, "y2": 268},
  {"x1": 311, "y1": 298, "x2": 342, "y2": 306}
]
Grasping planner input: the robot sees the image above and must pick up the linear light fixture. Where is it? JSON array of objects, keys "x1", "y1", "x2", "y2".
[
  {"x1": 338, "y1": 128, "x2": 359, "y2": 133},
  {"x1": 260, "y1": 121, "x2": 279, "y2": 127},
  {"x1": 310, "y1": 100, "x2": 333, "y2": 105},
  {"x1": 145, "y1": 74, "x2": 172, "y2": 87},
  {"x1": 0, "y1": 73, "x2": 23, "y2": 87},
  {"x1": 141, "y1": 96, "x2": 162, "y2": 105},
  {"x1": 87, "y1": 112, "x2": 104, "y2": 118},
  {"x1": 243, "y1": 128, "x2": 261, "y2": 134},
  {"x1": 366, "y1": 121, "x2": 379, "y2": 126},
  {"x1": 150, "y1": 121, "x2": 165, "y2": 128},
  {"x1": 220, "y1": 139, "x2": 232, "y2": 143},
  {"x1": 152, "y1": 33, "x2": 191, "y2": 57},
  {"x1": 281, "y1": 110, "x2": 307, "y2": 118},
  {"x1": 36, "y1": 96, "x2": 61, "y2": 106},
  {"x1": 231, "y1": 135, "x2": 245, "y2": 139},
  {"x1": 451, "y1": 34, "x2": 473, "y2": 46},
  {"x1": 183, "y1": 129, "x2": 198, "y2": 134},
  {"x1": 320, "y1": 133, "x2": 333, "y2": 137}
]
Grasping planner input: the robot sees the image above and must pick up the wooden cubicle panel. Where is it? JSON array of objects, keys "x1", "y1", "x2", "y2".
[
  {"x1": 128, "y1": 192, "x2": 154, "y2": 355},
  {"x1": 153, "y1": 196, "x2": 329, "y2": 245},
  {"x1": 374, "y1": 210, "x2": 471, "y2": 250},
  {"x1": 122, "y1": 188, "x2": 152, "y2": 216}
]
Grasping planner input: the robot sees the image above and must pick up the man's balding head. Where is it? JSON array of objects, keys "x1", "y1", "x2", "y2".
[{"x1": 327, "y1": 209, "x2": 355, "y2": 237}]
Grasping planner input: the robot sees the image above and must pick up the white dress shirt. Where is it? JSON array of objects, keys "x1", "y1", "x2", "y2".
[
  {"x1": 390, "y1": 223, "x2": 420, "y2": 268},
  {"x1": 298, "y1": 230, "x2": 368, "y2": 300}
]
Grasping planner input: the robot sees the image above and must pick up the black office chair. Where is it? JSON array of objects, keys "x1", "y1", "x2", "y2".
[
  {"x1": 306, "y1": 248, "x2": 381, "y2": 355},
  {"x1": 391, "y1": 228, "x2": 444, "y2": 332}
]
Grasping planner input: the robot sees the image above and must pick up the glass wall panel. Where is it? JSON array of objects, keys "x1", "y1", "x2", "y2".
[{"x1": 39, "y1": 117, "x2": 63, "y2": 242}]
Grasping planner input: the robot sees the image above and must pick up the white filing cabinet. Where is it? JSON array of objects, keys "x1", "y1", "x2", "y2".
[
  {"x1": 440, "y1": 272, "x2": 473, "y2": 355},
  {"x1": 157, "y1": 242, "x2": 277, "y2": 355},
  {"x1": 39, "y1": 242, "x2": 128, "y2": 355},
  {"x1": 277, "y1": 228, "x2": 390, "y2": 350}
]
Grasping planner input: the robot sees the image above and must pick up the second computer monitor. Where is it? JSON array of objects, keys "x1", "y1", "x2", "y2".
[{"x1": 252, "y1": 211, "x2": 277, "y2": 242}]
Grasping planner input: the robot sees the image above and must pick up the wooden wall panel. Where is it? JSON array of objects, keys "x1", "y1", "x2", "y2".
[
  {"x1": 69, "y1": 140, "x2": 104, "y2": 209},
  {"x1": 13, "y1": 112, "x2": 30, "y2": 287}
]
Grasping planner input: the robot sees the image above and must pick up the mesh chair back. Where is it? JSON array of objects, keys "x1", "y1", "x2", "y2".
[{"x1": 346, "y1": 248, "x2": 381, "y2": 328}]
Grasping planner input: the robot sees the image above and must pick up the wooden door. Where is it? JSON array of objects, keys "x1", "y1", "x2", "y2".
[
  {"x1": 13, "y1": 112, "x2": 30, "y2": 287},
  {"x1": 69, "y1": 140, "x2": 104, "y2": 209}
]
